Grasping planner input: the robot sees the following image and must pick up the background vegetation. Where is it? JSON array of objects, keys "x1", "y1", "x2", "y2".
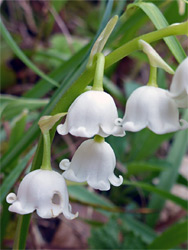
[{"x1": 0, "y1": 0, "x2": 187, "y2": 249}]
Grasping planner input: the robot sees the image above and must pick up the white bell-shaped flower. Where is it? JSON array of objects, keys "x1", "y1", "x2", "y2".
[
  {"x1": 6, "y1": 169, "x2": 78, "y2": 219},
  {"x1": 57, "y1": 90, "x2": 125, "y2": 138},
  {"x1": 59, "y1": 139, "x2": 123, "y2": 191},
  {"x1": 122, "y1": 86, "x2": 188, "y2": 134},
  {"x1": 169, "y1": 57, "x2": 188, "y2": 108}
]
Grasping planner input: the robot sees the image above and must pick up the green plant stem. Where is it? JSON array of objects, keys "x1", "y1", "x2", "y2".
[
  {"x1": 92, "y1": 53, "x2": 105, "y2": 91},
  {"x1": 94, "y1": 135, "x2": 105, "y2": 143},
  {"x1": 40, "y1": 132, "x2": 52, "y2": 171},
  {"x1": 147, "y1": 66, "x2": 158, "y2": 87},
  {"x1": 105, "y1": 20, "x2": 188, "y2": 67}
]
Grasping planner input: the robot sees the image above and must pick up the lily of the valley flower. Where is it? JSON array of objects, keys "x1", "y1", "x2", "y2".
[
  {"x1": 6, "y1": 169, "x2": 78, "y2": 219},
  {"x1": 59, "y1": 138, "x2": 123, "y2": 191},
  {"x1": 169, "y1": 57, "x2": 188, "y2": 108},
  {"x1": 122, "y1": 86, "x2": 188, "y2": 134},
  {"x1": 57, "y1": 90, "x2": 125, "y2": 138}
]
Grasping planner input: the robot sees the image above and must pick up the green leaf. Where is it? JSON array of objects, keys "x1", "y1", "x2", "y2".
[
  {"x1": 177, "y1": 174, "x2": 188, "y2": 187},
  {"x1": 0, "y1": 147, "x2": 36, "y2": 203},
  {"x1": 88, "y1": 15, "x2": 118, "y2": 67},
  {"x1": 24, "y1": 43, "x2": 90, "y2": 98},
  {"x1": 42, "y1": 0, "x2": 67, "y2": 38},
  {"x1": 127, "y1": 2, "x2": 186, "y2": 63},
  {"x1": 124, "y1": 81, "x2": 140, "y2": 98},
  {"x1": 128, "y1": 129, "x2": 173, "y2": 161},
  {"x1": 4, "y1": 110, "x2": 28, "y2": 173},
  {"x1": 8, "y1": 110, "x2": 28, "y2": 149},
  {"x1": 0, "y1": 200, "x2": 10, "y2": 246},
  {"x1": 147, "y1": 110, "x2": 188, "y2": 226},
  {"x1": 126, "y1": 160, "x2": 171, "y2": 176},
  {"x1": 0, "y1": 19, "x2": 59, "y2": 87},
  {"x1": 121, "y1": 215, "x2": 156, "y2": 244},
  {"x1": 123, "y1": 180, "x2": 187, "y2": 210},
  {"x1": 103, "y1": 76, "x2": 125, "y2": 104},
  {"x1": 88, "y1": 215, "x2": 147, "y2": 249},
  {"x1": 0, "y1": 95, "x2": 48, "y2": 120},
  {"x1": 13, "y1": 214, "x2": 31, "y2": 250},
  {"x1": 88, "y1": 216, "x2": 121, "y2": 249},
  {"x1": 148, "y1": 220, "x2": 188, "y2": 249}
]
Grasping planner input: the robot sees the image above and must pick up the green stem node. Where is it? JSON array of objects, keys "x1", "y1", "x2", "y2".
[
  {"x1": 147, "y1": 66, "x2": 158, "y2": 87},
  {"x1": 94, "y1": 135, "x2": 105, "y2": 143},
  {"x1": 92, "y1": 53, "x2": 105, "y2": 91},
  {"x1": 40, "y1": 131, "x2": 52, "y2": 171}
]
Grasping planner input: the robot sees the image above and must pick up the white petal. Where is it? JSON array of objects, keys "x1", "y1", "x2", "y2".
[
  {"x1": 101, "y1": 122, "x2": 125, "y2": 137},
  {"x1": 63, "y1": 208, "x2": 79, "y2": 220},
  {"x1": 8, "y1": 200, "x2": 34, "y2": 215},
  {"x1": 69, "y1": 126, "x2": 98, "y2": 137},
  {"x1": 168, "y1": 91, "x2": 188, "y2": 109},
  {"x1": 179, "y1": 119, "x2": 188, "y2": 130},
  {"x1": 62, "y1": 139, "x2": 122, "y2": 190},
  {"x1": 63, "y1": 169, "x2": 84, "y2": 182},
  {"x1": 6, "y1": 193, "x2": 17, "y2": 204},
  {"x1": 57, "y1": 91, "x2": 121, "y2": 138},
  {"x1": 147, "y1": 89, "x2": 181, "y2": 134},
  {"x1": 109, "y1": 174, "x2": 123, "y2": 187},
  {"x1": 87, "y1": 178, "x2": 110, "y2": 191},
  {"x1": 57, "y1": 123, "x2": 68, "y2": 136},
  {"x1": 170, "y1": 57, "x2": 188, "y2": 108},
  {"x1": 59, "y1": 159, "x2": 71, "y2": 170},
  {"x1": 122, "y1": 86, "x2": 149, "y2": 132}
]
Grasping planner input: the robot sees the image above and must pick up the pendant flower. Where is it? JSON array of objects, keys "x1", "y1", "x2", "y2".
[
  {"x1": 57, "y1": 90, "x2": 125, "y2": 138},
  {"x1": 122, "y1": 86, "x2": 188, "y2": 134},
  {"x1": 6, "y1": 169, "x2": 78, "y2": 219},
  {"x1": 59, "y1": 138, "x2": 123, "y2": 191},
  {"x1": 169, "y1": 57, "x2": 188, "y2": 108}
]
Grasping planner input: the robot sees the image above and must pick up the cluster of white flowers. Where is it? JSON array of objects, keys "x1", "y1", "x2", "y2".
[{"x1": 6, "y1": 57, "x2": 188, "y2": 220}]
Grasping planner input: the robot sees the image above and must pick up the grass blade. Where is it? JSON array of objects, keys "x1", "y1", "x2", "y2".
[
  {"x1": 147, "y1": 110, "x2": 188, "y2": 226},
  {"x1": 24, "y1": 44, "x2": 90, "y2": 98},
  {"x1": 123, "y1": 180, "x2": 187, "y2": 210},
  {"x1": 149, "y1": 220, "x2": 188, "y2": 249},
  {"x1": 127, "y1": 2, "x2": 186, "y2": 63}
]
